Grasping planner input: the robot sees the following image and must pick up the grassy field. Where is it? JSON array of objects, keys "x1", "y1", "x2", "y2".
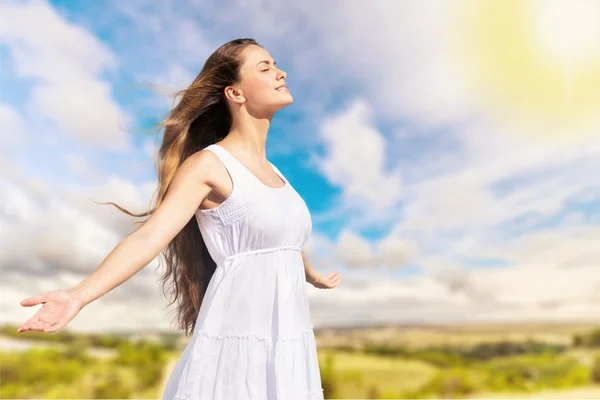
[
  {"x1": 311, "y1": 322, "x2": 600, "y2": 399},
  {"x1": 314, "y1": 348, "x2": 600, "y2": 399},
  {"x1": 2, "y1": 321, "x2": 599, "y2": 399},
  {"x1": 318, "y1": 349, "x2": 438, "y2": 398},
  {"x1": 471, "y1": 385, "x2": 600, "y2": 399}
]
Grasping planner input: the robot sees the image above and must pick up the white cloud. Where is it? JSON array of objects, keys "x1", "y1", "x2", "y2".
[
  {"x1": 473, "y1": 226, "x2": 600, "y2": 269},
  {"x1": 392, "y1": 119, "x2": 600, "y2": 260},
  {"x1": 332, "y1": 229, "x2": 419, "y2": 270},
  {"x1": 316, "y1": 99, "x2": 402, "y2": 211},
  {"x1": 375, "y1": 236, "x2": 419, "y2": 269},
  {"x1": 0, "y1": 0, "x2": 128, "y2": 151},
  {"x1": 64, "y1": 153, "x2": 100, "y2": 181},
  {"x1": 0, "y1": 104, "x2": 26, "y2": 151},
  {"x1": 316, "y1": 1, "x2": 475, "y2": 126},
  {"x1": 309, "y1": 240, "x2": 600, "y2": 328},
  {"x1": 336, "y1": 229, "x2": 375, "y2": 269},
  {"x1": 303, "y1": 231, "x2": 337, "y2": 271}
]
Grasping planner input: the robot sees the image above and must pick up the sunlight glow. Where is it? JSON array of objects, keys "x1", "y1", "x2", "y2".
[
  {"x1": 451, "y1": 0, "x2": 600, "y2": 141},
  {"x1": 532, "y1": 0, "x2": 600, "y2": 66}
]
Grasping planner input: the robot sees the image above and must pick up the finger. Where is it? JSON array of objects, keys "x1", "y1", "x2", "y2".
[
  {"x1": 18, "y1": 315, "x2": 39, "y2": 331},
  {"x1": 17, "y1": 319, "x2": 33, "y2": 332},
  {"x1": 20, "y1": 295, "x2": 48, "y2": 307},
  {"x1": 19, "y1": 317, "x2": 41, "y2": 332}
]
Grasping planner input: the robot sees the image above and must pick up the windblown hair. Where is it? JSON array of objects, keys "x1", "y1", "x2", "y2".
[{"x1": 104, "y1": 38, "x2": 260, "y2": 337}]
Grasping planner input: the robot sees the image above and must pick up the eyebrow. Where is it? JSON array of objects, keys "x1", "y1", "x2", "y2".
[{"x1": 257, "y1": 60, "x2": 276, "y2": 67}]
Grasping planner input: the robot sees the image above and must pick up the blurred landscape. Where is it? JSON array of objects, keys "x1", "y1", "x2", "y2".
[{"x1": 2, "y1": 321, "x2": 599, "y2": 399}]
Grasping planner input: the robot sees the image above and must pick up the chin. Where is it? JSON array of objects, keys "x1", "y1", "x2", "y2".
[{"x1": 277, "y1": 96, "x2": 294, "y2": 109}]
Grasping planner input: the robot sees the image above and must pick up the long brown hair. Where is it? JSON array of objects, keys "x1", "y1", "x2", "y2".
[{"x1": 104, "y1": 38, "x2": 260, "y2": 337}]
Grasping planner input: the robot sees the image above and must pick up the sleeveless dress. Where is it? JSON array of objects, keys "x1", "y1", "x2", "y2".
[{"x1": 161, "y1": 144, "x2": 325, "y2": 400}]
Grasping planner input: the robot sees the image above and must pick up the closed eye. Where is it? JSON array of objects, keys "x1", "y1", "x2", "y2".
[{"x1": 261, "y1": 68, "x2": 270, "y2": 72}]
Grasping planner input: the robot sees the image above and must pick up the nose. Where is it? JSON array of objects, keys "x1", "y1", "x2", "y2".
[{"x1": 276, "y1": 68, "x2": 286, "y2": 80}]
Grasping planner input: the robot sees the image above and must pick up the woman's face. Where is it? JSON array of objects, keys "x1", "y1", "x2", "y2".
[{"x1": 232, "y1": 45, "x2": 293, "y2": 114}]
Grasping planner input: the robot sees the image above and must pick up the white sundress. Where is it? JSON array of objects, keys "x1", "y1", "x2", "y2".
[{"x1": 161, "y1": 143, "x2": 324, "y2": 400}]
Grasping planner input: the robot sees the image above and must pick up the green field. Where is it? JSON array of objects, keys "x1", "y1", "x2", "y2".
[
  {"x1": 316, "y1": 348, "x2": 600, "y2": 399},
  {"x1": 318, "y1": 349, "x2": 438, "y2": 398},
  {"x1": 2, "y1": 322, "x2": 599, "y2": 399}
]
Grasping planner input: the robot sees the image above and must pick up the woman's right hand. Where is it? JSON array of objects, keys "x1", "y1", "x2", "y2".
[{"x1": 17, "y1": 289, "x2": 86, "y2": 333}]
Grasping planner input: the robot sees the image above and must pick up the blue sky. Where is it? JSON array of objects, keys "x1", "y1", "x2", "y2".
[{"x1": 1, "y1": 0, "x2": 599, "y2": 332}]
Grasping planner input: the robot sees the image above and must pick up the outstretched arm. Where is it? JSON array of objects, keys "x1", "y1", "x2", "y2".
[
  {"x1": 18, "y1": 149, "x2": 221, "y2": 333},
  {"x1": 68, "y1": 150, "x2": 219, "y2": 306}
]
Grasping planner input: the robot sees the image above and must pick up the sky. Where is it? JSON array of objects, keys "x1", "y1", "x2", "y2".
[{"x1": 1, "y1": 0, "x2": 599, "y2": 333}]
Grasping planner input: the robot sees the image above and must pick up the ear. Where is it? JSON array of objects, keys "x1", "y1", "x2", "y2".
[{"x1": 224, "y1": 85, "x2": 246, "y2": 105}]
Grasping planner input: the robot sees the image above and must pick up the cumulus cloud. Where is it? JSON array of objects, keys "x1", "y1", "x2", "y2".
[
  {"x1": 332, "y1": 229, "x2": 418, "y2": 270},
  {"x1": 0, "y1": 0, "x2": 129, "y2": 151},
  {"x1": 316, "y1": 99, "x2": 402, "y2": 211}
]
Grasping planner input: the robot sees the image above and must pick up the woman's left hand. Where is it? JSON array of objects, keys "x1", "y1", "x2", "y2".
[{"x1": 311, "y1": 271, "x2": 341, "y2": 289}]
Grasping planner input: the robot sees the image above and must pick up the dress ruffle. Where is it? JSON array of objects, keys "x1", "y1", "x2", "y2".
[{"x1": 170, "y1": 327, "x2": 324, "y2": 400}]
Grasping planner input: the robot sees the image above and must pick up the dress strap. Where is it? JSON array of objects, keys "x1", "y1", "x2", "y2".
[
  {"x1": 205, "y1": 143, "x2": 287, "y2": 190},
  {"x1": 203, "y1": 144, "x2": 248, "y2": 190}
]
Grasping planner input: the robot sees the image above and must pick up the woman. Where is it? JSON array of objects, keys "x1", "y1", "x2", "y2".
[{"x1": 17, "y1": 38, "x2": 341, "y2": 399}]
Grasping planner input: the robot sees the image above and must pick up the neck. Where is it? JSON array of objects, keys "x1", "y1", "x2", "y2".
[{"x1": 226, "y1": 107, "x2": 273, "y2": 162}]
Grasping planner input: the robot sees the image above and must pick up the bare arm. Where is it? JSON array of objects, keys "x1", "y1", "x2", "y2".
[
  {"x1": 18, "y1": 150, "x2": 220, "y2": 333},
  {"x1": 68, "y1": 150, "x2": 219, "y2": 306},
  {"x1": 301, "y1": 250, "x2": 323, "y2": 286}
]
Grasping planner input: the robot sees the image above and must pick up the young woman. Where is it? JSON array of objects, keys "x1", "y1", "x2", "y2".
[{"x1": 17, "y1": 38, "x2": 341, "y2": 399}]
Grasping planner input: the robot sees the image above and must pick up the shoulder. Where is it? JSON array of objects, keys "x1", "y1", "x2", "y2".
[
  {"x1": 185, "y1": 146, "x2": 218, "y2": 166},
  {"x1": 179, "y1": 147, "x2": 224, "y2": 187}
]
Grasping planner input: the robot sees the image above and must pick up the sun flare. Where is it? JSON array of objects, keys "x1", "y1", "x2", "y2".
[
  {"x1": 450, "y1": 0, "x2": 600, "y2": 141},
  {"x1": 532, "y1": 0, "x2": 600, "y2": 66}
]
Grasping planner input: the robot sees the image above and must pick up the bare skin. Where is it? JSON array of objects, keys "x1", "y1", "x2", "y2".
[{"x1": 17, "y1": 44, "x2": 341, "y2": 334}]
